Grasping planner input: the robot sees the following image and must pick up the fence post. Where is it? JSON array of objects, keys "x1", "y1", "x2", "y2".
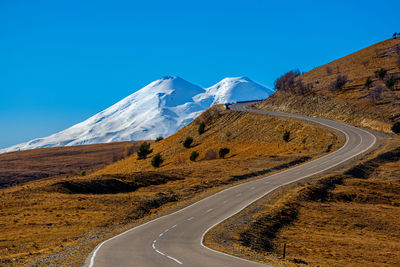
[{"x1": 283, "y1": 243, "x2": 286, "y2": 259}]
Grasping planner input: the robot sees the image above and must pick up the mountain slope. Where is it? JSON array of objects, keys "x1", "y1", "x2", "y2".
[
  {"x1": 1, "y1": 76, "x2": 273, "y2": 153},
  {"x1": 255, "y1": 38, "x2": 400, "y2": 133}
]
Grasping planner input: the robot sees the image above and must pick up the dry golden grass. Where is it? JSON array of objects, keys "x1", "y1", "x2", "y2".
[
  {"x1": 0, "y1": 141, "x2": 145, "y2": 189},
  {"x1": 0, "y1": 105, "x2": 340, "y2": 266},
  {"x1": 256, "y1": 38, "x2": 400, "y2": 133},
  {"x1": 205, "y1": 138, "x2": 400, "y2": 266}
]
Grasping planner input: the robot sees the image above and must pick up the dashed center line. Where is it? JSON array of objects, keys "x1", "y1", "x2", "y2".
[
  {"x1": 187, "y1": 216, "x2": 195, "y2": 221},
  {"x1": 236, "y1": 193, "x2": 242, "y2": 197},
  {"x1": 152, "y1": 235, "x2": 182, "y2": 264},
  {"x1": 223, "y1": 200, "x2": 228, "y2": 204},
  {"x1": 167, "y1": 255, "x2": 183, "y2": 265},
  {"x1": 171, "y1": 224, "x2": 177, "y2": 229},
  {"x1": 250, "y1": 186, "x2": 256, "y2": 190},
  {"x1": 206, "y1": 208, "x2": 214, "y2": 213}
]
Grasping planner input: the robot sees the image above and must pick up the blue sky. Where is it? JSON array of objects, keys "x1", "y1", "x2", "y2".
[{"x1": 1, "y1": 0, "x2": 399, "y2": 148}]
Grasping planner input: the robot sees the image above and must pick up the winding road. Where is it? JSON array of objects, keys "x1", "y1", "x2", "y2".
[{"x1": 86, "y1": 102, "x2": 378, "y2": 267}]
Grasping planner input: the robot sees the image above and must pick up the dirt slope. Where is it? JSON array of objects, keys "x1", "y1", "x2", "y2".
[{"x1": 255, "y1": 38, "x2": 400, "y2": 133}]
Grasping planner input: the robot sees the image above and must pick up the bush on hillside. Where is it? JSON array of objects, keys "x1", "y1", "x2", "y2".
[
  {"x1": 364, "y1": 77, "x2": 373, "y2": 89},
  {"x1": 369, "y1": 85, "x2": 383, "y2": 103},
  {"x1": 198, "y1": 122, "x2": 206, "y2": 135},
  {"x1": 183, "y1": 136, "x2": 193, "y2": 148},
  {"x1": 392, "y1": 122, "x2": 400, "y2": 134},
  {"x1": 385, "y1": 75, "x2": 395, "y2": 90},
  {"x1": 137, "y1": 142, "x2": 152, "y2": 159},
  {"x1": 190, "y1": 151, "x2": 199, "y2": 161},
  {"x1": 155, "y1": 136, "x2": 164, "y2": 142},
  {"x1": 326, "y1": 66, "x2": 332, "y2": 75},
  {"x1": 329, "y1": 75, "x2": 347, "y2": 91},
  {"x1": 283, "y1": 130, "x2": 291, "y2": 142},
  {"x1": 274, "y1": 69, "x2": 300, "y2": 92},
  {"x1": 124, "y1": 144, "x2": 136, "y2": 158},
  {"x1": 218, "y1": 148, "x2": 230, "y2": 159},
  {"x1": 151, "y1": 153, "x2": 163, "y2": 168},
  {"x1": 374, "y1": 68, "x2": 387, "y2": 80},
  {"x1": 296, "y1": 78, "x2": 313, "y2": 95}
]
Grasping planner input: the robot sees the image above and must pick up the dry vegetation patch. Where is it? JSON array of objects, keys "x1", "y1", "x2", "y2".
[
  {"x1": 205, "y1": 141, "x2": 400, "y2": 266},
  {"x1": 0, "y1": 105, "x2": 340, "y2": 266}
]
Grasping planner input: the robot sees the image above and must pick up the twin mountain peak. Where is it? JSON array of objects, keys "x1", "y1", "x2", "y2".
[{"x1": 0, "y1": 76, "x2": 273, "y2": 153}]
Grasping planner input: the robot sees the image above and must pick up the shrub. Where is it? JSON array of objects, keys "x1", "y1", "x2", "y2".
[
  {"x1": 369, "y1": 85, "x2": 383, "y2": 103},
  {"x1": 155, "y1": 136, "x2": 164, "y2": 142},
  {"x1": 137, "y1": 142, "x2": 152, "y2": 159},
  {"x1": 374, "y1": 68, "x2": 387, "y2": 80},
  {"x1": 198, "y1": 122, "x2": 206, "y2": 135},
  {"x1": 326, "y1": 66, "x2": 332, "y2": 75},
  {"x1": 204, "y1": 149, "x2": 217, "y2": 160},
  {"x1": 364, "y1": 77, "x2": 373, "y2": 89},
  {"x1": 190, "y1": 151, "x2": 199, "y2": 161},
  {"x1": 124, "y1": 144, "x2": 136, "y2": 158},
  {"x1": 296, "y1": 78, "x2": 312, "y2": 95},
  {"x1": 80, "y1": 171, "x2": 86, "y2": 176},
  {"x1": 283, "y1": 130, "x2": 290, "y2": 142},
  {"x1": 183, "y1": 136, "x2": 193, "y2": 148},
  {"x1": 151, "y1": 153, "x2": 163, "y2": 168},
  {"x1": 392, "y1": 122, "x2": 400, "y2": 134},
  {"x1": 329, "y1": 75, "x2": 347, "y2": 91},
  {"x1": 393, "y1": 32, "x2": 398, "y2": 39},
  {"x1": 385, "y1": 75, "x2": 395, "y2": 89},
  {"x1": 274, "y1": 69, "x2": 300, "y2": 92},
  {"x1": 218, "y1": 148, "x2": 230, "y2": 159},
  {"x1": 226, "y1": 131, "x2": 232, "y2": 138}
]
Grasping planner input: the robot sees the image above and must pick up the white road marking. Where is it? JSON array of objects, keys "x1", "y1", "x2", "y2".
[
  {"x1": 152, "y1": 237, "x2": 182, "y2": 264},
  {"x1": 167, "y1": 255, "x2": 183, "y2": 265},
  {"x1": 206, "y1": 208, "x2": 214, "y2": 213},
  {"x1": 236, "y1": 193, "x2": 242, "y2": 197},
  {"x1": 159, "y1": 233, "x2": 164, "y2": 237},
  {"x1": 155, "y1": 249, "x2": 165, "y2": 256},
  {"x1": 187, "y1": 216, "x2": 195, "y2": 221},
  {"x1": 223, "y1": 200, "x2": 228, "y2": 204},
  {"x1": 250, "y1": 186, "x2": 256, "y2": 190},
  {"x1": 264, "y1": 181, "x2": 270, "y2": 184},
  {"x1": 171, "y1": 224, "x2": 177, "y2": 229}
]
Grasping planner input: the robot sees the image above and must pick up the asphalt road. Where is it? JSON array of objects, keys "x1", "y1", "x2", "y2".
[{"x1": 86, "y1": 102, "x2": 377, "y2": 267}]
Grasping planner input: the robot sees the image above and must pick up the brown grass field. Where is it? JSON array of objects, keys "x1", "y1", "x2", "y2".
[
  {"x1": 205, "y1": 138, "x2": 400, "y2": 266},
  {"x1": 0, "y1": 105, "x2": 340, "y2": 266},
  {"x1": 0, "y1": 141, "x2": 146, "y2": 189}
]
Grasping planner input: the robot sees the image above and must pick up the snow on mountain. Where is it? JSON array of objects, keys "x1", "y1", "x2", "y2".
[
  {"x1": 195, "y1": 76, "x2": 274, "y2": 105},
  {"x1": 0, "y1": 76, "x2": 273, "y2": 154}
]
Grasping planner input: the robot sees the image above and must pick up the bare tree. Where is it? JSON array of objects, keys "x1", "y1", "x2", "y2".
[
  {"x1": 369, "y1": 85, "x2": 383, "y2": 103},
  {"x1": 326, "y1": 66, "x2": 332, "y2": 75},
  {"x1": 274, "y1": 69, "x2": 300, "y2": 92},
  {"x1": 329, "y1": 75, "x2": 347, "y2": 91}
]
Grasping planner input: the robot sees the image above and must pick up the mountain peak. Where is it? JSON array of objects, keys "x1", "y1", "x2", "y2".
[{"x1": 0, "y1": 76, "x2": 273, "y2": 154}]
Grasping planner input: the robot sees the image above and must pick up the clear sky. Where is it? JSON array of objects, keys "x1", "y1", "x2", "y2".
[{"x1": 1, "y1": 0, "x2": 399, "y2": 148}]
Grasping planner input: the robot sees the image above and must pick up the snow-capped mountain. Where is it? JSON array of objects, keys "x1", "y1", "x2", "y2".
[{"x1": 0, "y1": 76, "x2": 273, "y2": 153}]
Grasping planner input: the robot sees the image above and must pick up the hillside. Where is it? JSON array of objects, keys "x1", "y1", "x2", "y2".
[
  {"x1": 255, "y1": 38, "x2": 400, "y2": 133},
  {"x1": 0, "y1": 76, "x2": 273, "y2": 154},
  {"x1": 203, "y1": 38, "x2": 400, "y2": 266},
  {"x1": 0, "y1": 105, "x2": 340, "y2": 266},
  {"x1": 0, "y1": 141, "x2": 145, "y2": 189}
]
